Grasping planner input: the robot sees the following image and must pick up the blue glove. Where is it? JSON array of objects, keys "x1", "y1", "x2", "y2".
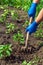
[
  {"x1": 28, "y1": 3, "x2": 37, "y2": 18},
  {"x1": 26, "y1": 21, "x2": 38, "y2": 34}
]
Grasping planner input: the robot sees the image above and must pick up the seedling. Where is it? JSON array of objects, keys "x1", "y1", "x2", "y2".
[
  {"x1": 13, "y1": 31, "x2": 25, "y2": 44},
  {"x1": 34, "y1": 22, "x2": 43, "y2": 38},
  {"x1": 0, "y1": 9, "x2": 9, "y2": 23},
  {"x1": 22, "y1": 60, "x2": 27, "y2": 65},
  {"x1": 22, "y1": 56, "x2": 39, "y2": 65},
  {"x1": 0, "y1": 5, "x2": 8, "y2": 9},
  {"x1": 6, "y1": 23, "x2": 16, "y2": 34},
  {"x1": 34, "y1": 29, "x2": 43, "y2": 38},
  {"x1": 0, "y1": 5, "x2": 4, "y2": 9},
  {"x1": 38, "y1": 42, "x2": 43, "y2": 47},
  {"x1": 23, "y1": 20, "x2": 29, "y2": 28},
  {"x1": 10, "y1": 10, "x2": 18, "y2": 20},
  {"x1": 0, "y1": 15, "x2": 6, "y2": 23},
  {"x1": 0, "y1": 44, "x2": 12, "y2": 58}
]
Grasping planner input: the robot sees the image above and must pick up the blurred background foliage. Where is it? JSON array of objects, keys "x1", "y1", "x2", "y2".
[{"x1": 0, "y1": 0, "x2": 43, "y2": 15}]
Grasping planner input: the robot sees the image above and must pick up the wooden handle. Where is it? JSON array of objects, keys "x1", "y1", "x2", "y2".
[
  {"x1": 29, "y1": 17, "x2": 33, "y2": 25},
  {"x1": 25, "y1": 17, "x2": 33, "y2": 48},
  {"x1": 25, "y1": 32, "x2": 29, "y2": 48}
]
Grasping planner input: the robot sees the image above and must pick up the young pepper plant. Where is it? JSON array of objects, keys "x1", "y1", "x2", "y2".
[
  {"x1": 13, "y1": 31, "x2": 25, "y2": 44},
  {"x1": 0, "y1": 44, "x2": 12, "y2": 58}
]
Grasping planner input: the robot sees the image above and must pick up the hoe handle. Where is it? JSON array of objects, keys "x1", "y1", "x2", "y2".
[
  {"x1": 29, "y1": 17, "x2": 33, "y2": 25},
  {"x1": 21, "y1": 17, "x2": 33, "y2": 50},
  {"x1": 25, "y1": 17, "x2": 33, "y2": 48}
]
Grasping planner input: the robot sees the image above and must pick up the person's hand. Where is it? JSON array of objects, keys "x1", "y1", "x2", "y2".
[
  {"x1": 28, "y1": 3, "x2": 37, "y2": 18},
  {"x1": 26, "y1": 21, "x2": 38, "y2": 34}
]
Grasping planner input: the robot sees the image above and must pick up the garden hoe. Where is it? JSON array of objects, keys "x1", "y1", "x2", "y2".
[{"x1": 21, "y1": 17, "x2": 33, "y2": 51}]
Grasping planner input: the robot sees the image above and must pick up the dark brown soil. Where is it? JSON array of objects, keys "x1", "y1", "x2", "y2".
[{"x1": 0, "y1": 6, "x2": 43, "y2": 65}]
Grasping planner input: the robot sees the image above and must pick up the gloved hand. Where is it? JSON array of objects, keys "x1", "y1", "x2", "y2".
[
  {"x1": 28, "y1": 3, "x2": 37, "y2": 18},
  {"x1": 26, "y1": 21, "x2": 38, "y2": 34}
]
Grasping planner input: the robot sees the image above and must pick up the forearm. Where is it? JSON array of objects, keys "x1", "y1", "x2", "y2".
[
  {"x1": 35, "y1": 8, "x2": 43, "y2": 23},
  {"x1": 33, "y1": 0, "x2": 39, "y2": 3}
]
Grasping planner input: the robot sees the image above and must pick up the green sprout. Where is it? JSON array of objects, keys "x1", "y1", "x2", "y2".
[
  {"x1": 34, "y1": 22, "x2": 43, "y2": 38},
  {"x1": 6, "y1": 23, "x2": 16, "y2": 34},
  {"x1": 23, "y1": 20, "x2": 29, "y2": 28},
  {"x1": 22, "y1": 60, "x2": 27, "y2": 65},
  {"x1": 0, "y1": 5, "x2": 8, "y2": 9},
  {"x1": 34, "y1": 29, "x2": 43, "y2": 38},
  {"x1": 0, "y1": 9, "x2": 9, "y2": 23},
  {"x1": 0, "y1": 44, "x2": 12, "y2": 58},
  {"x1": 0, "y1": 14, "x2": 6, "y2": 23},
  {"x1": 13, "y1": 31, "x2": 25, "y2": 44},
  {"x1": 10, "y1": 10, "x2": 18, "y2": 20},
  {"x1": 22, "y1": 56, "x2": 39, "y2": 65}
]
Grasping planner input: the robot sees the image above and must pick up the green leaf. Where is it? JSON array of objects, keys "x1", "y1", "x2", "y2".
[
  {"x1": 22, "y1": 60, "x2": 27, "y2": 65},
  {"x1": 6, "y1": 50, "x2": 11, "y2": 56},
  {"x1": 0, "y1": 54, "x2": 3, "y2": 58}
]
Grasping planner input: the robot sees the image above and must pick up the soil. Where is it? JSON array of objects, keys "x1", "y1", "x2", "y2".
[{"x1": 0, "y1": 6, "x2": 43, "y2": 65}]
